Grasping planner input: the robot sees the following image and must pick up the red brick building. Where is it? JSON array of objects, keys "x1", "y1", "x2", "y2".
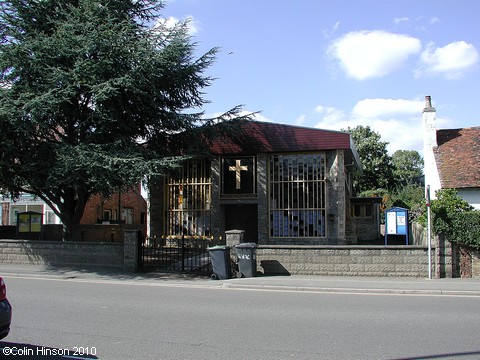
[
  {"x1": 1, "y1": 184, "x2": 147, "y2": 241},
  {"x1": 81, "y1": 183, "x2": 147, "y2": 227}
]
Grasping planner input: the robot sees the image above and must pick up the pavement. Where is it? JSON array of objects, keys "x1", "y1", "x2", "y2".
[{"x1": 1, "y1": 263, "x2": 480, "y2": 297}]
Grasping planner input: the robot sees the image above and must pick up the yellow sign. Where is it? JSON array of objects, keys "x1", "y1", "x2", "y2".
[
  {"x1": 18, "y1": 213, "x2": 31, "y2": 233},
  {"x1": 31, "y1": 214, "x2": 42, "y2": 232},
  {"x1": 17, "y1": 212, "x2": 43, "y2": 233}
]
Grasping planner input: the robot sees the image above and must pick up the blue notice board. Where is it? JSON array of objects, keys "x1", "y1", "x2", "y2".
[{"x1": 385, "y1": 207, "x2": 409, "y2": 245}]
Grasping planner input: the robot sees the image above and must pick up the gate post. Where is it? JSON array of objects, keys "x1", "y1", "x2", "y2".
[
  {"x1": 124, "y1": 230, "x2": 140, "y2": 272},
  {"x1": 225, "y1": 229, "x2": 245, "y2": 247},
  {"x1": 225, "y1": 230, "x2": 245, "y2": 269}
]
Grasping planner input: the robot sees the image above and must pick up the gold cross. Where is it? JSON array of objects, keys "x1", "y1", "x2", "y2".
[{"x1": 228, "y1": 160, "x2": 248, "y2": 189}]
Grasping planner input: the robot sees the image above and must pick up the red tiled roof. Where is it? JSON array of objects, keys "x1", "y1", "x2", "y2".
[
  {"x1": 434, "y1": 126, "x2": 480, "y2": 188},
  {"x1": 211, "y1": 121, "x2": 353, "y2": 155}
]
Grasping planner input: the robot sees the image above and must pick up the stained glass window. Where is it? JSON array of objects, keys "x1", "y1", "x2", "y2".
[{"x1": 269, "y1": 154, "x2": 326, "y2": 238}]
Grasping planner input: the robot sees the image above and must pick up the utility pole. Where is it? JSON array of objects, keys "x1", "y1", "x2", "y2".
[{"x1": 426, "y1": 185, "x2": 432, "y2": 279}]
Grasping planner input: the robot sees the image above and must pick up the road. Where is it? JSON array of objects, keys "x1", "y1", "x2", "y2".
[{"x1": 1, "y1": 275, "x2": 479, "y2": 360}]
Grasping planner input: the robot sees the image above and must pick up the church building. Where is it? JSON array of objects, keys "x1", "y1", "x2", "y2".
[{"x1": 149, "y1": 121, "x2": 363, "y2": 245}]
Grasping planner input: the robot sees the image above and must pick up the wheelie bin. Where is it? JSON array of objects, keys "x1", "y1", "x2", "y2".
[
  {"x1": 207, "y1": 246, "x2": 231, "y2": 280},
  {"x1": 234, "y1": 243, "x2": 257, "y2": 277}
]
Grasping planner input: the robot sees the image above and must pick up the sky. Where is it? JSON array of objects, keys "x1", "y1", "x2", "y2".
[{"x1": 161, "y1": 0, "x2": 480, "y2": 155}]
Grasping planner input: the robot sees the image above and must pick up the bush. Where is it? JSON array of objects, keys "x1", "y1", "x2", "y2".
[
  {"x1": 450, "y1": 212, "x2": 480, "y2": 250},
  {"x1": 430, "y1": 189, "x2": 473, "y2": 234}
]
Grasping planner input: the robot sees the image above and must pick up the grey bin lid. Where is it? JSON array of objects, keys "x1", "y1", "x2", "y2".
[
  {"x1": 207, "y1": 246, "x2": 230, "y2": 251},
  {"x1": 234, "y1": 242, "x2": 257, "y2": 248}
]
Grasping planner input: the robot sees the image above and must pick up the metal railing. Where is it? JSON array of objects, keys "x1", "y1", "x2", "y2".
[{"x1": 139, "y1": 235, "x2": 223, "y2": 274}]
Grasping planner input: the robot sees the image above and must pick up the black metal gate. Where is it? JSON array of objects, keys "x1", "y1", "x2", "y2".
[{"x1": 139, "y1": 236, "x2": 221, "y2": 274}]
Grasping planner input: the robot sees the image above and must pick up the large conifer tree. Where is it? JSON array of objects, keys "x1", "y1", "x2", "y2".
[{"x1": 0, "y1": 0, "x2": 245, "y2": 239}]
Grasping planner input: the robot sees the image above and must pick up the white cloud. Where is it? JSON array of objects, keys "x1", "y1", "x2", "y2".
[
  {"x1": 393, "y1": 17, "x2": 410, "y2": 25},
  {"x1": 208, "y1": 110, "x2": 271, "y2": 123},
  {"x1": 417, "y1": 41, "x2": 479, "y2": 79},
  {"x1": 315, "y1": 105, "x2": 348, "y2": 126},
  {"x1": 314, "y1": 98, "x2": 427, "y2": 153},
  {"x1": 352, "y1": 98, "x2": 424, "y2": 118},
  {"x1": 153, "y1": 15, "x2": 199, "y2": 35},
  {"x1": 323, "y1": 21, "x2": 341, "y2": 38},
  {"x1": 328, "y1": 30, "x2": 422, "y2": 80},
  {"x1": 184, "y1": 16, "x2": 200, "y2": 35},
  {"x1": 246, "y1": 111, "x2": 271, "y2": 122},
  {"x1": 295, "y1": 114, "x2": 306, "y2": 126}
]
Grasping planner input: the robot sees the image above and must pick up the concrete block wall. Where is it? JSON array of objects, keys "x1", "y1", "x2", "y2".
[
  {"x1": 0, "y1": 240, "x2": 124, "y2": 268},
  {"x1": 256, "y1": 245, "x2": 431, "y2": 277}
]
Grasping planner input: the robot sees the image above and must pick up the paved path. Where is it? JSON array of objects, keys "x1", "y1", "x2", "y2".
[{"x1": 1, "y1": 264, "x2": 480, "y2": 296}]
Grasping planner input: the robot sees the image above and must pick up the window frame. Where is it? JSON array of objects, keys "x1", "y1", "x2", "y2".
[
  {"x1": 164, "y1": 159, "x2": 212, "y2": 237},
  {"x1": 352, "y1": 204, "x2": 374, "y2": 218},
  {"x1": 220, "y1": 156, "x2": 257, "y2": 198}
]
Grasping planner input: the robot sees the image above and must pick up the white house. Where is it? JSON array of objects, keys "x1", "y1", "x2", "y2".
[
  {"x1": 1, "y1": 194, "x2": 61, "y2": 226},
  {"x1": 423, "y1": 96, "x2": 480, "y2": 209}
]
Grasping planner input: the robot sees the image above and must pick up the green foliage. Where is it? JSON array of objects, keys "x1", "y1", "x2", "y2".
[
  {"x1": 346, "y1": 127, "x2": 424, "y2": 194},
  {"x1": 429, "y1": 188, "x2": 473, "y2": 235},
  {"x1": 389, "y1": 185, "x2": 425, "y2": 222},
  {"x1": 391, "y1": 150, "x2": 423, "y2": 188},
  {"x1": 363, "y1": 185, "x2": 425, "y2": 224},
  {"x1": 415, "y1": 188, "x2": 480, "y2": 249},
  {"x1": 346, "y1": 125, "x2": 394, "y2": 194},
  {"x1": 0, "y1": 0, "x2": 249, "y2": 236},
  {"x1": 365, "y1": 185, "x2": 477, "y2": 249},
  {"x1": 358, "y1": 189, "x2": 390, "y2": 198},
  {"x1": 449, "y1": 212, "x2": 480, "y2": 250},
  {"x1": 449, "y1": 211, "x2": 480, "y2": 250}
]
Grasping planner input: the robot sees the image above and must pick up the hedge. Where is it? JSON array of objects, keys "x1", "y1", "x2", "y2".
[{"x1": 450, "y1": 211, "x2": 480, "y2": 250}]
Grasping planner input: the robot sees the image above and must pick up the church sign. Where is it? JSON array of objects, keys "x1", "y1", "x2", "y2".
[{"x1": 221, "y1": 157, "x2": 255, "y2": 196}]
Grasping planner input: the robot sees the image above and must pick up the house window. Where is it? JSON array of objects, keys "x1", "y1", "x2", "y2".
[
  {"x1": 352, "y1": 204, "x2": 373, "y2": 218},
  {"x1": 269, "y1": 153, "x2": 326, "y2": 238},
  {"x1": 45, "y1": 210, "x2": 56, "y2": 224},
  {"x1": 103, "y1": 210, "x2": 112, "y2": 220},
  {"x1": 121, "y1": 208, "x2": 134, "y2": 224},
  {"x1": 166, "y1": 159, "x2": 211, "y2": 236}
]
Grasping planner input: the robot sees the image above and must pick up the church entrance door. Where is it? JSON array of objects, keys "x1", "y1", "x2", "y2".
[{"x1": 224, "y1": 204, "x2": 258, "y2": 243}]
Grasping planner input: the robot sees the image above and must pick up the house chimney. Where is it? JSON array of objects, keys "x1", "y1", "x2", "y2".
[
  {"x1": 423, "y1": 95, "x2": 435, "y2": 112},
  {"x1": 422, "y1": 96, "x2": 441, "y2": 201}
]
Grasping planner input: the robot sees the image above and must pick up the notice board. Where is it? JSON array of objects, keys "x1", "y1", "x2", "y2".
[{"x1": 385, "y1": 207, "x2": 409, "y2": 245}]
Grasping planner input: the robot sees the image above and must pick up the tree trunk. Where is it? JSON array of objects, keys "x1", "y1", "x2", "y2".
[
  {"x1": 57, "y1": 188, "x2": 90, "y2": 241},
  {"x1": 62, "y1": 222, "x2": 73, "y2": 242}
]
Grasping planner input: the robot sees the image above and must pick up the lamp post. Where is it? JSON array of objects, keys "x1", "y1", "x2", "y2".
[{"x1": 426, "y1": 185, "x2": 432, "y2": 279}]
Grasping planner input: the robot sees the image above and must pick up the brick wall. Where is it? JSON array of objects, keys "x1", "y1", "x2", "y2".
[
  {"x1": 455, "y1": 245, "x2": 480, "y2": 278},
  {"x1": 474, "y1": 251, "x2": 480, "y2": 278},
  {"x1": 70, "y1": 224, "x2": 145, "y2": 243}
]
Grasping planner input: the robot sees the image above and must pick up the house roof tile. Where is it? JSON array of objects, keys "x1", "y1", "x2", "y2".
[
  {"x1": 434, "y1": 126, "x2": 480, "y2": 188},
  {"x1": 211, "y1": 121, "x2": 353, "y2": 154}
]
